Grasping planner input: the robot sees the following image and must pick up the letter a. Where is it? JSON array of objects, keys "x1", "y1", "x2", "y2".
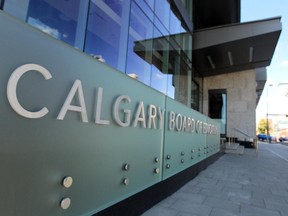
[{"x1": 57, "y1": 80, "x2": 88, "y2": 122}]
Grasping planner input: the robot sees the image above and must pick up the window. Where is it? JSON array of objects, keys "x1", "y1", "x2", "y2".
[
  {"x1": 126, "y1": 2, "x2": 153, "y2": 85},
  {"x1": 4, "y1": 0, "x2": 89, "y2": 49},
  {"x1": 155, "y1": 0, "x2": 169, "y2": 31},
  {"x1": 85, "y1": 0, "x2": 130, "y2": 71},
  {"x1": 150, "y1": 28, "x2": 170, "y2": 94}
]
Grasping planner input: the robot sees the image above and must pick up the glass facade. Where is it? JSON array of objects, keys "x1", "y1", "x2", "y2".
[
  {"x1": 126, "y1": 1, "x2": 153, "y2": 85},
  {"x1": 2, "y1": 0, "x2": 202, "y2": 111},
  {"x1": 4, "y1": 0, "x2": 89, "y2": 49},
  {"x1": 85, "y1": 0, "x2": 130, "y2": 70}
]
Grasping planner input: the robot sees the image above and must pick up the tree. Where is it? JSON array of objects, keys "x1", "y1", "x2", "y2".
[{"x1": 257, "y1": 118, "x2": 273, "y2": 134}]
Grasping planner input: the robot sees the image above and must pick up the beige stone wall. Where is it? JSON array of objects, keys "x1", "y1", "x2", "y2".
[{"x1": 203, "y1": 70, "x2": 257, "y2": 140}]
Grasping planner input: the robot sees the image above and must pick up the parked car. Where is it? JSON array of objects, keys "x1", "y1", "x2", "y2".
[
  {"x1": 257, "y1": 134, "x2": 276, "y2": 142},
  {"x1": 279, "y1": 137, "x2": 288, "y2": 142},
  {"x1": 269, "y1": 136, "x2": 276, "y2": 142},
  {"x1": 257, "y1": 134, "x2": 267, "y2": 141}
]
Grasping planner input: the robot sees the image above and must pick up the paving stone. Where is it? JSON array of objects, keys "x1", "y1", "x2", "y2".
[
  {"x1": 265, "y1": 201, "x2": 288, "y2": 216},
  {"x1": 141, "y1": 206, "x2": 178, "y2": 216},
  {"x1": 193, "y1": 176, "x2": 218, "y2": 185},
  {"x1": 158, "y1": 197, "x2": 177, "y2": 208},
  {"x1": 198, "y1": 188, "x2": 227, "y2": 200},
  {"x1": 210, "y1": 207, "x2": 240, "y2": 216},
  {"x1": 242, "y1": 184, "x2": 271, "y2": 195},
  {"x1": 203, "y1": 197, "x2": 240, "y2": 212},
  {"x1": 170, "y1": 200, "x2": 212, "y2": 216},
  {"x1": 176, "y1": 212, "x2": 199, "y2": 216},
  {"x1": 240, "y1": 204, "x2": 281, "y2": 216},
  {"x1": 179, "y1": 184, "x2": 202, "y2": 194},
  {"x1": 253, "y1": 191, "x2": 288, "y2": 205},
  {"x1": 142, "y1": 144, "x2": 288, "y2": 216},
  {"x1": 186, "y1": 180, "x2": 200, "y2": 186},
  {"x1": 222, "y1": 187, "x2": 252, "y2": 200},
  {"x1": 270, "y1": 188, "x2": 288, "y2": 198},
  {"x1": 196, "y1": 182, "x2": 223, "y2": 191},
  {"x1": 171, "y1": 191, "x2": 206, "y2": 204},
  {"x1": 217, "y1": 180, "x2": 243, "y2": 189},
  {"x1": 229, "y1": 196, "x2": 265, "y2": 208}
]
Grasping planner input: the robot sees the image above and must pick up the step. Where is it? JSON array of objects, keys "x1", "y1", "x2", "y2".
[
  {"x1": 225, "y1": 145, "x2": 245, "y2": 155},
  {"x1": 225, "y1": 143, "x2": 239, "y2": 150}
]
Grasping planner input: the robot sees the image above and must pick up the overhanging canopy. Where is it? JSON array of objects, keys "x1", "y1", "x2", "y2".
[{"x1": 193, "y1": 17, "x2": 282, "y2": 76}]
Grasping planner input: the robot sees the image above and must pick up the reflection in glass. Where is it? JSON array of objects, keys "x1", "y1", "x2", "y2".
[
  {"x1": 169, "y1": 6, "x2": 185, "y2": 35},
  {"x1": 150, "y1": 28, "x2": 169, "y2": 94},
  {"x1": 85, "y1": 0, "x2": 127, "y2": 70},
  {"x1": 126, "y1": 2, "x2": 153, "y2": 85},
  {"x1": 192, "y1": 69, "x2": 203, "y2": 112},
  {"x1": 134, "y1": 0, "x2": 154, "y2": 19},
  {"x1": 3, "y1": 0, "x2": 31, "y2": 21},
  {"x1": 177, "y1": 55, "x2": 190, "y2": 104},
  {"x1": 155, "y1": 0, "x2": 170, "y2": 30},
  {"x1": 144, "y1": 0, "x2": 154, "y2": 9},
  {"x1": 26, "y1": 0, "x2": 88, "y2": 49},
  {"x1": 181, "y1": 0, "x2": 193, "y2": 20}
]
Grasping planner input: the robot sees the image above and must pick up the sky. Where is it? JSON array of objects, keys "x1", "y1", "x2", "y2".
[{"x1": 241, "y1": 0, "x2": 288, "y2": 123}]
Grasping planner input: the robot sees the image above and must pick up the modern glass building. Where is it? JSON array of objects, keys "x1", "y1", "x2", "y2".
[
  {"x1": 0, "y1": 0, "x2": 281, "y2": 215},
  {"x1": 3, "y1": 0, "x2": 200, "y2": 109}
]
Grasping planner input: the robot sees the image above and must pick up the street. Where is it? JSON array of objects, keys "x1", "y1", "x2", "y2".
[{"x1": 261, "y1": 141, "x2": 288, "y2": 163}]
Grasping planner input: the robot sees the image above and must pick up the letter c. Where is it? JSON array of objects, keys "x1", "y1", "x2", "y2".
[{"x1": 7, "y1": 64, "x2": 52, "y2": 118}]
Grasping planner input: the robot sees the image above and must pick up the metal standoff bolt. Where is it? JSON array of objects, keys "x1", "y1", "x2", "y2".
[
  {"x1": 191, "y1": 156, "x2": 194, "y2": 160},
  {"x1": 123, "y1": 178, "x2": 129, "y2": 186},
  {"x1": 181, "y1": 151, "x2": 185, "y2": 156},
  {"x1": 154, "y1": 168, "x2": 160, "y2": 174},
  {"x1": 62, "y1": 176, "x2": 73, "y2": 188},
  {"x1": 154, "y1": 157, "x2": 159, "y2": 163},
  {"x1": 60, "y1": 198, "x2": 71, "y2": 210},
  {"x1": 166, "y1": 164, "x2": 170, "y2": 169},
  {"x1": 181, "y1": 159, "x2": 184, "y2": 164},
  {"x1": 166, "y1": 155, "x2": 171, "y2": 160},
  {"x1": 123, "y1": 163, "x2": 130, "y2": 171},
  {"x1": 191, "y1": 149, "x2": 195, "y2": 153},
  {"x1": 198, "y1": 147, "x2": 201, "y2": 151}
]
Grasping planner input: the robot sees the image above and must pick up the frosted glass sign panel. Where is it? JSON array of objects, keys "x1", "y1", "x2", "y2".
[
  {"x1": 162, "y1": 97, "x2": 219, "y2": 180},
  {"x1": 0, "y1": 12, "x2": 164, "y2": 216},
  {"x1": 0, "y1": 10, "x2": 219, "y2": 216}
]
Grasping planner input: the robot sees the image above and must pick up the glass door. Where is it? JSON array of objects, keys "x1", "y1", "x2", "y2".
[{"x1": 209, "y1": 89, "x2": 226, "y2": 137}]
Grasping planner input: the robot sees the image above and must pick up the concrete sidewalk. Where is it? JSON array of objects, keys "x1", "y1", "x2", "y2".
[{"x1": 142, "y1": 143, "x2": 288, "y2": 216}]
